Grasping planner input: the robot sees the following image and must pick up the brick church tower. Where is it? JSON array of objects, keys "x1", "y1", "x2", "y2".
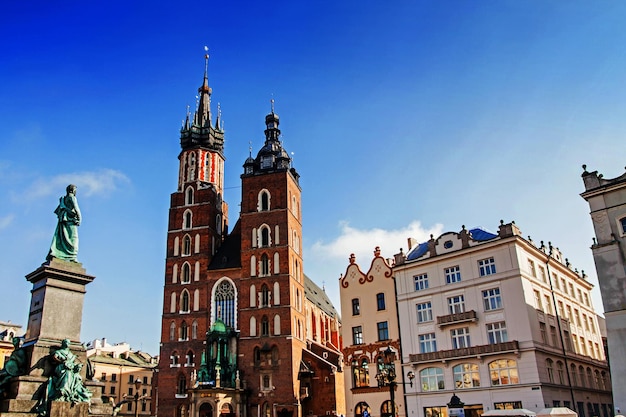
[
  {"x1": 157, "y1": 53, "x2": 229, "y2": 417},
  {"x1": 156, "y1": 57, "x2": 344, "y2": 417},
  {"x1": 237, "y1": 104, "x2": 308, "y2": 417}
]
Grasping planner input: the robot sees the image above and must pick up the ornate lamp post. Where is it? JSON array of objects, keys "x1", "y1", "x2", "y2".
[
  {"x1": 124, "y1": 378, "x2": 150, "y2": 417},
  {"x1": 375, "y1": 347, "x2": 415, "y2": 417}
]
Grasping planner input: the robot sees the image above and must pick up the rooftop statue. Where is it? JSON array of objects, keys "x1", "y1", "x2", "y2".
[{"x1": 47, "y1": 184, "x2": 81, "y2": 262}]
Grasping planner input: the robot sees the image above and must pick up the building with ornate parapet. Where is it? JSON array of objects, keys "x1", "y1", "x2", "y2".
[
  {"x1": 580, "y1": 165, "x2": 626, "y2": 412},
  {"x1": 339, "y1": 248, "x2": 406, "y2": 417},
  {"x1": 393, "y1": 221, "x2": 612, "y2": 417},
  {"x1": 156, "y1": 55, "x2": 344, "y2": 417},
  {"x1": 85, "y1": 339, "x2": 157, "y2": 416}
]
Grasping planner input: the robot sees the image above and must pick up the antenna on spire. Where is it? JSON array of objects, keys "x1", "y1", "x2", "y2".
[
  {"x1": 204, "y1": 46, "x2": 209, "y2": 76},
  {"x1": 270, "y1": 94, "x2": 275, "y2": 114},
  {"x1": 249, "y1": 141, "x2": 253, "y2": 157}
]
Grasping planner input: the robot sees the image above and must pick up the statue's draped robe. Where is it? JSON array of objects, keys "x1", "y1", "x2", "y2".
[
  {"x1": 49, "y1": 347, "x2": 91, "y2": 403},
  {"x1": 48, "y1": 193, "x2": 81, "y2": 261}
]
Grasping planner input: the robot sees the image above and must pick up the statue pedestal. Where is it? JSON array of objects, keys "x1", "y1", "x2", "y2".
[
  {"x1": 24, "y1": 259, "x2": 94, "y2": 345},
  {"x1": 0, "y1": 260, "x2": 110, "y2": 416}
]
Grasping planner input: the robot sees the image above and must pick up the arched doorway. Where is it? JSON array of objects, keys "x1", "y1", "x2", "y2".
[
  {"x1": 355, "y1": 402, "x2": 370, "y2": 417},
  {"x1": 200, "y1": 403, "x2": 213, "y2": 417},
  {"x1": 381, "y1": 400, "x2": 396, "y2": 417},
  {"x1": 220, "y1": 403, "x2": 235, "y2": 417}
]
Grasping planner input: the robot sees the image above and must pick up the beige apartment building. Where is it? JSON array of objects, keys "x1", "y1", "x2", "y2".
[
  {"x1": 86, "y1": 339, "x2": 157, "y2": 416},
  {"x1": 581, "y1": 165, "x2": 626, "y2": 411},
  {"x1": 393, "y1": 221, "x2": 612, "y2": 417},
  {"x1": 0, "y1": 321, "x2": 23, "y2": 368},
  {"x1": 340, "y1": 248, "x2": 407, "y2": 417}
]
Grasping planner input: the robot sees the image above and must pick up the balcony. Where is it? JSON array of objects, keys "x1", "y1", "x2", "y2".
[
  {"x1": 408, "y1": 340, "x2": 519, "y2": 364},
  {"x1": 437, "y1": 310, "x2": 478, "y2": 327}
]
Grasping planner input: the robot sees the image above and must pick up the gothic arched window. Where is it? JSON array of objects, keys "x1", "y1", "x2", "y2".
[
  {"x1": 260, "y1": 254, "x2": 270, "y2": 276},
  {"x1": 183, "y1": 211, "x2": 192, "y2": 230},
  {"x1": 182, "y1": 235, "x2": 191, "y2": 256},
  {"x1": 179, "y1": 321, "x2": 188, "y2": 341},
  {"x1": 185, "y1": 187, "x2": 194, "y2": 205},
  {"x1": 181, "y1": 291, "x2": 190, "y2": 313},
  {"x1": 259, "y1": 190, "x2": 271, "y2": 211},
  {"x1": 261, "y1": 316, "x2": 269, "y2": 336},
  {"x1": 181, "y1": 263, "x2": 191, "y2": 284},
  {"x1": 261, "y1": 227, "x2": 270, "y2": 247},
  {"x1": 177, "y1": 373, "x2": 187, "y2": 395},
  {"x1": 214, "y1": 280, "x2": 236, "y2": 328},
  {"x1": 261, "y1": 284, "x2": 270, "y2": 307}
]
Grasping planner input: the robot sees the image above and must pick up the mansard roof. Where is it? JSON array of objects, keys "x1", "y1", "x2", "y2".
[{"x1": 406, "y1": 226, "x2": 499, "y2": 261}]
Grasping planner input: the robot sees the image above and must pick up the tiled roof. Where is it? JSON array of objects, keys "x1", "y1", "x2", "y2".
[{"x1": 304, "y1": 275, "x2": 339, "y2": 320}]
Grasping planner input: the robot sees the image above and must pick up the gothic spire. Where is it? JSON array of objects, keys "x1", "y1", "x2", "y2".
[{"x1": 193, "y1": 48, "x2": 212, "y2": 128}]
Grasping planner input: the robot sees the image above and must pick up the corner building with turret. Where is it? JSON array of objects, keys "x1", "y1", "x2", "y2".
[{"x1": 156, "y1": 58, "x2": 344, "y2": 417}]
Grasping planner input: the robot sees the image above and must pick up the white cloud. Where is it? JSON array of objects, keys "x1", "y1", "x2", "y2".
[
  {"x1": 305, "y1": 220, "x2": 445, "y2": 312},
  {"x1": 23, "y1": 169, "x2": 130, "y2": 200},
  {"x1": 0, "y1": 214, "x2": 14, "y2": 230},
  {"x1": 310, "y1": 220, "x2": 444, "y2": 264}
]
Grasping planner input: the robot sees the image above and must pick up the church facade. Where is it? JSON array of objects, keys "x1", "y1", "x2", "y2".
[{"x1": 155, "y1": 57, "x2": 344, "y2": 417}]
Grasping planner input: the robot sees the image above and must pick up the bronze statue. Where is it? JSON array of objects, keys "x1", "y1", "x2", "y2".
[
  {"x1": 0, "y1": 337, "x2": 27, "y2": 394},
  {"x1": 47, "y1": 185, "x2": 81, "y2": 262},
  {"x1": 47, "y1": 339, "x2": 92, "y2": 404}
]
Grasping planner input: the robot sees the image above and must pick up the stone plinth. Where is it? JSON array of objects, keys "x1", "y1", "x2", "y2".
[
  {"x1": 25, "y1": 259, "x2": 94, "y2": 344},
  {"x1": 0, "y1": 259, "x2": 106, "y2": 417}
]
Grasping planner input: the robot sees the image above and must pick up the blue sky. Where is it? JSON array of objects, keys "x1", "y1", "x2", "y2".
[{"x1": 1, "y1": 1, "x2": 625, "y2": 355}]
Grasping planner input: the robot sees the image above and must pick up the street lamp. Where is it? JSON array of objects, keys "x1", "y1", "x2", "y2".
[
  {"x1": 124, "y1": 378, "x2": 150, "y2": 417},
  {"x1": 375, "y1": 347, "x2": 415, "y2": 417},
  {"x1": 133, "y1": 378, "x2": 141, "y2": 417}
]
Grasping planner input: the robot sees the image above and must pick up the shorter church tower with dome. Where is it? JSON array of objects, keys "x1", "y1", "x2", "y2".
[{"x1": 156, "y1": 55, "x2": 344, "y2": 417}]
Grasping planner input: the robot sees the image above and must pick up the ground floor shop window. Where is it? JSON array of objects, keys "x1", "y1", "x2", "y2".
[
  {"x1": 425, "y1": 407, "x2": 448, "y2": 417},
  {"x1": 494, "y1": 402, "x2": 523, "y2": 410}
]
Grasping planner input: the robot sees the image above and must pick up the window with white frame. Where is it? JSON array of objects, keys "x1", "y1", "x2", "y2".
[
  {"x1": 486, "y1": 321, "x2": 508, "y2": 344},
  {"x1": 451, "y1": 327, "x2": 470, "y2": 349},
  {"x1": 259, "y1": 190, "x2": 270, "y2": 211},
  {"x1": 183, "y1": 211, "x2": 192, "y2": 230},
  {"x1": 445, "y1": 266, "x2": 461, "y2": 284},
  {"x1": 417, "y1": 302, "x2": 433, "y2": 323},
  {"x1": 419, "y1": 333, "x2": 437, "y2": 353},
  {"x1": 260, "y1": 254, "x2": 270, "y2": 276},
  {"x1": 352, "y1": 326, "x2": 363, "y2": 345},
  {"x1": 478, "y1": 257, "x2": 496, "y2": 276},
  {"x1": 182, "y1": 235, "x2": 191, "y2": 256},
  {"x1": 482, "y1": 288, "x2": 502, "y2": 310},
  {"x1": 453, "y1": 363, "x2": 480, "y2": 388},
  {"x1": 414, "y1": 274, "x2": 429, "y2": 291},
  {"x1": 420, "y1": 367, "x2": 445, "y2": 391},
  {"x1": 489, "y1": 359, "x2": 519, "y2": 385},
  {"x1": 447, "y1": 295, "x2": 465, "y2": 314}
]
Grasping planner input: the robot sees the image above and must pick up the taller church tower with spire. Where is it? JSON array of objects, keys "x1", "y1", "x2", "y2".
[{"x1": 157, "y1": 56, "x2": 344, "y2": 417}]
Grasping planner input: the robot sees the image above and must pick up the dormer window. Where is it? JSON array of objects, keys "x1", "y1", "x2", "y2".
[
  {"x1": 261, "y1": 156, "x2": 273, "y2": 169},
  {"x1": 245, "y1": 165, "x2": 253, "y2": 174}
]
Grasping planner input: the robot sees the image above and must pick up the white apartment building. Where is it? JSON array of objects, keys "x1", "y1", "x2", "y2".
[{"x1": 393, "y1": 221, "x2": 613, "y2": 417}]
